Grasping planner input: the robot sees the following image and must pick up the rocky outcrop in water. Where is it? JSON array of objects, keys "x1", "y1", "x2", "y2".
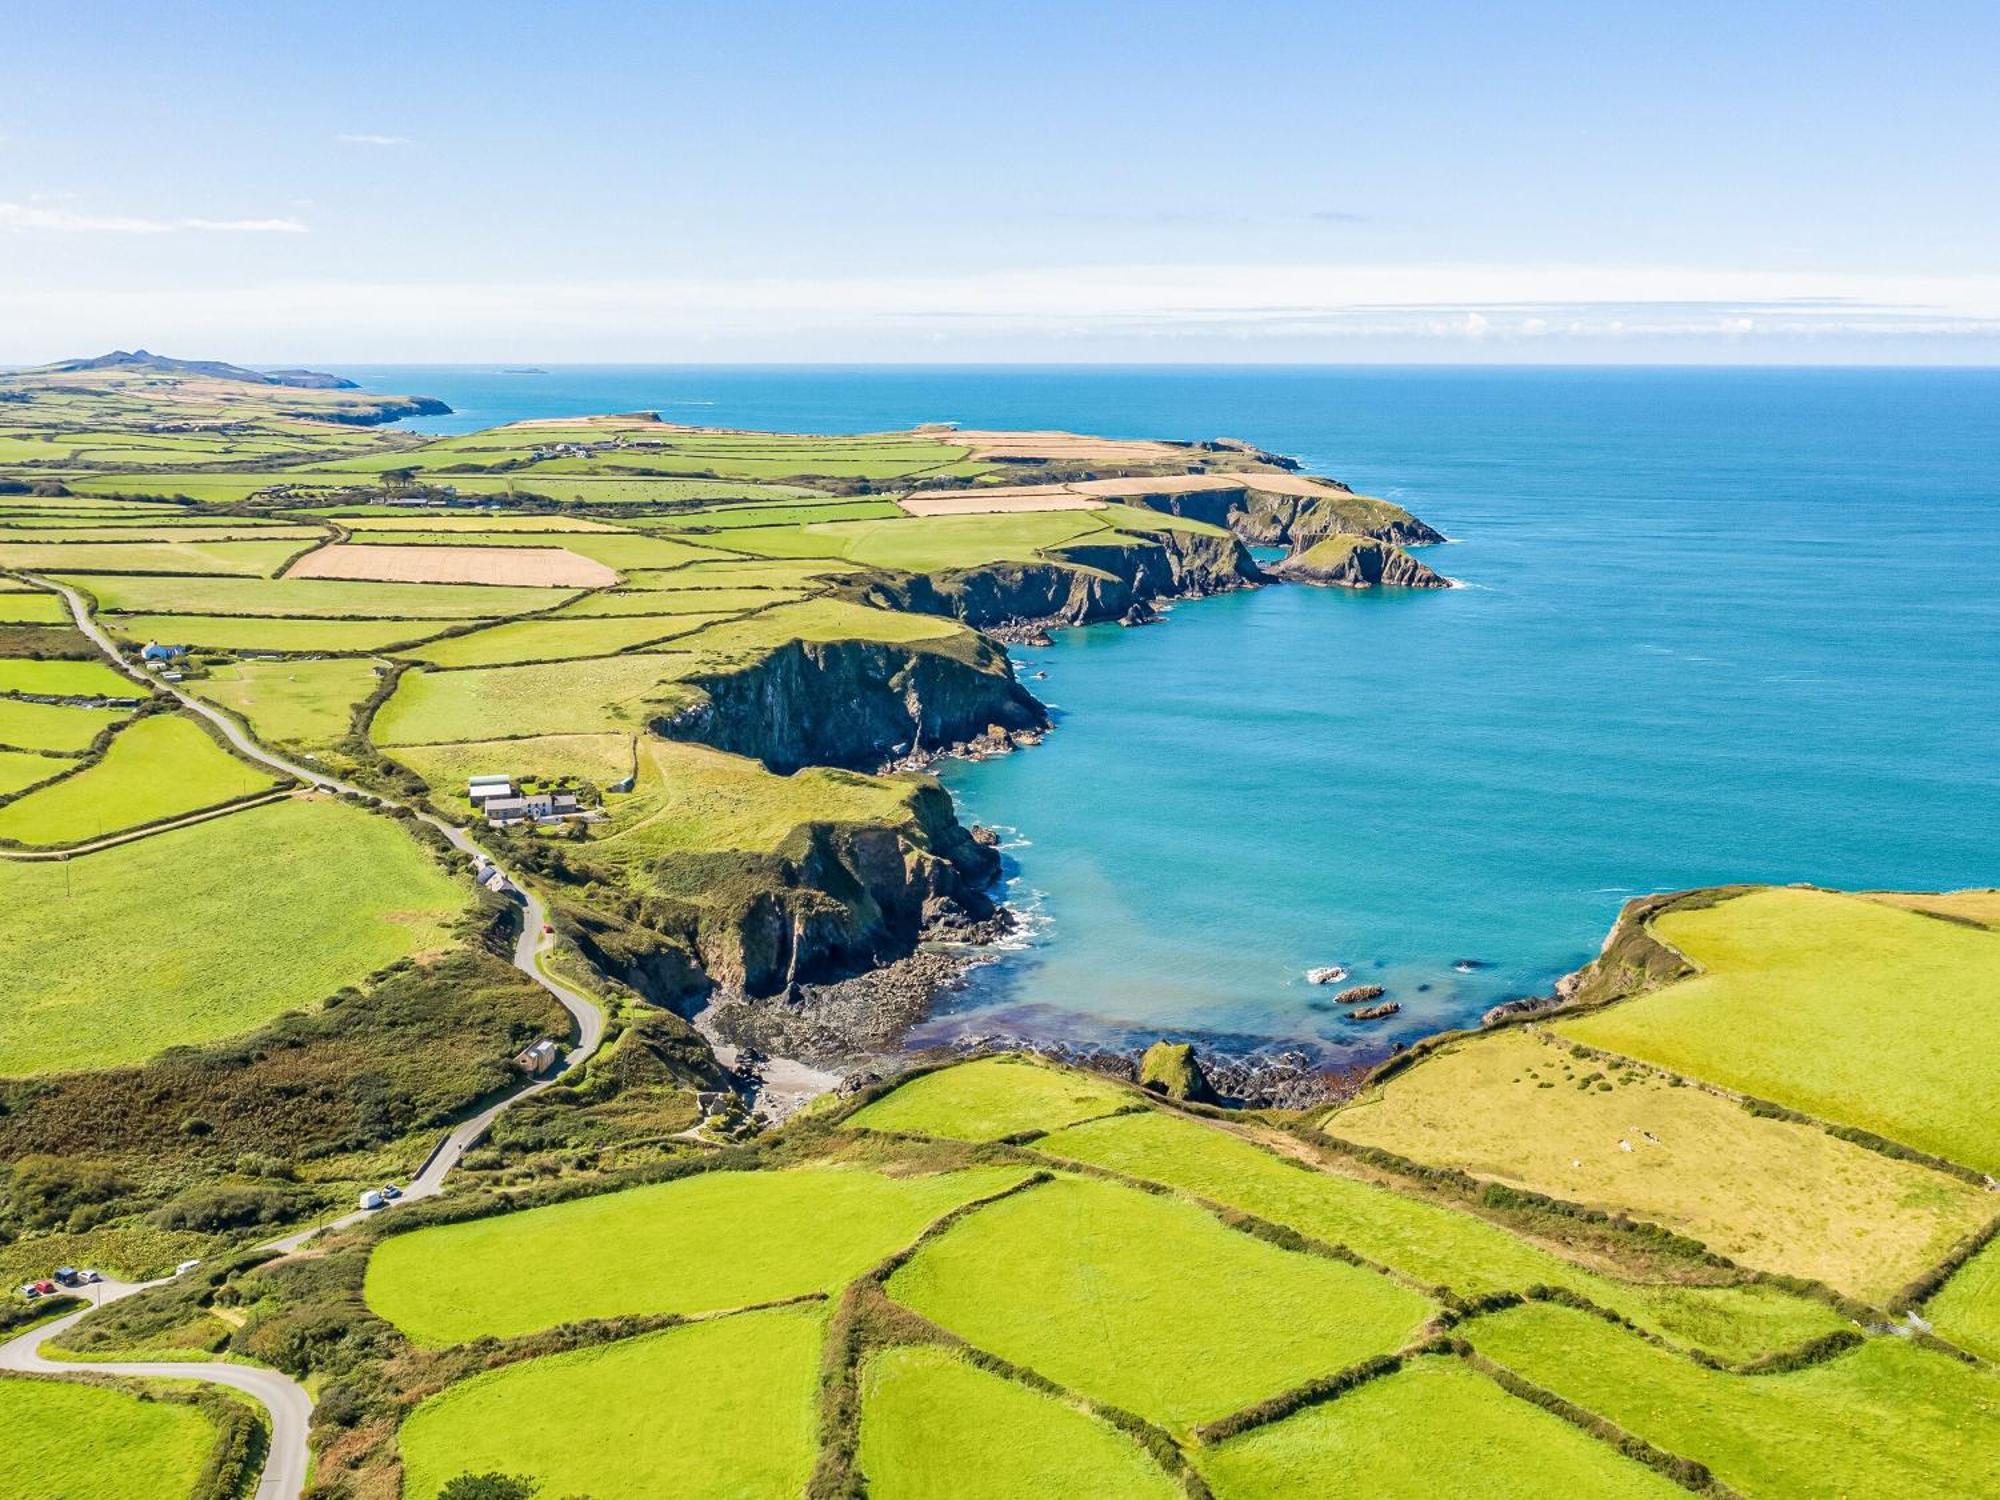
[
  {"x1": 1116, "y1": 480, "x2": 1446, "y2": 550},
  {"x1": 1273, "y1": 536, "x2": 1450, "y2": 589}
]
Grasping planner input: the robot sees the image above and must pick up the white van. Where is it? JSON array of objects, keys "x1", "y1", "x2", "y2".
[{"x1": 358, "y1": 1189, "x2": 385, "y2": 1211}]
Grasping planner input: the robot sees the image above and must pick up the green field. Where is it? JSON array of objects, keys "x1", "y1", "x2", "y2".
[
  {"x1": 1470, "y1": 1301, "x2": 2000, "y2": 1499},
  {"x1": 1037, "y1": 1109, "x2": 1846, "y2": 1361},
  {"x1": 366, "y1": 1164, "x2": 1030, "y2": 1345},
  {"x1": 1926, "y1": 1237, "x2": 2000, "y2": 1362},
  {"x1": 858, "y1": 1344, "x2": 1179, "y2": 1500},
  {"x1": 722, "y1": 508, "x2": 1117, "y2": 569},
  {"x1": 1326, "y1": 1028, "x2": 1991, "y2": 1302},
  {"x1": 106, "y1": 613, "x2": 452, "y2": 653},
  {"x1": 584, "y1": 739, "x2": 917, "y2": 862},
  {"x1": 886, "y1": 1175, "x2": 1436, "y2": 1430},
  {"x1": 389, "y1": 733, "x2": 639, "y2": 813},
  {"x1": 0, "y1": 657, "x2": 135, "y2": 697},
  {"x1": 373, "y1": 652, "x2": 699, "y2": 744},
  {"x1": 0, "y1": 747, "x2": 68, "y2": 795},
  {"x1": 61, "y1": 572, "x2": 581, "y2": 619},
  {"x1": 0, "y1": 1375, "x2": 218, "y2": 1500},
  {"x1": 845, "y1": 1054, "x2": 1137, "y2": 1141},
  {"x1": 394, "y1": 610, "x2": 734, "y2": 668},
  {"x1": 0, "y1": 713, "x2": 278, "y2": 847},
  {"x1": 194, "y1": 658, "x2": 388, "y2": 747},
  {"x1": 0, "y1": 795, "x2": 466, "y2": 1075},
  {"x1": 1195, "y1": 1356, "x2": 1682, "y2": 1499},
  {"x1": 0, "y1": 593, "x2": 68, "y2": 623},
  {"x1": 0, "y1": 538, "x2": 307, "y2": 575},
  {"x1": 551, "y1": 584, "x2": 805, "y2": 617},
  {"x1": 0, "y1": 696, "x2": 129, "y2": 752},
  {"x1": 397, "y1": 1306, "x2": 821, "y2": 1500},
  {"x1": 1559, "y1": 887, "x2": 2000, "y2": 1173}
]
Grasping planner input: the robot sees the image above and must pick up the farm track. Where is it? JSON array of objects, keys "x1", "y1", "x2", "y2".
[{"x1": 3, "y1": 574, "x2": 613, "y2": 1499}]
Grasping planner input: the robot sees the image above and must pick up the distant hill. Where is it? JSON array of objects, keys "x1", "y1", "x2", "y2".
[{"x1": 32, "y1": 349, "x2": 359, "y2": 390}]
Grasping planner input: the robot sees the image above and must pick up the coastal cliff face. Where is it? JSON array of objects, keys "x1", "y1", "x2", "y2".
[
  {"x1": 1116, "y1": 482, "x2": 1447, "y2": 550},
  {"x1": 865, "y1": 524, "x2": 1260, "y2": 630},
  {"x1": 556, "y1": 786, "x2": 999, "y2": 1008},
  {"x1": 1273, "y1": 535, "x2": 1451, "y2": 589},
  {"x1": 651, "y1": 635, "x2": 1047, "y2": 773}
]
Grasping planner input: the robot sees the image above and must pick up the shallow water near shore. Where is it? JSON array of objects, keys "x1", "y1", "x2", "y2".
[{"x1": 345, "y1": 365, "x2": 2000, "y2": 1065}]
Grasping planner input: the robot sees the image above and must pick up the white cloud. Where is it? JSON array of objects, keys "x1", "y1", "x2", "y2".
[
  {"x1": 4, "y1": 260, "x2": 1999, "y2": 361},
  {"x1": 0, "y1": 202, "x2": 306, "y2": 234},
  {"x1": 335, "y1": 132, "x2": 408, "y2": 147}
]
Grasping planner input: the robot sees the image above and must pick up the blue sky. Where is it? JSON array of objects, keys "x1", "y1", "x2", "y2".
[{"x1": 3, "y1": 1, "x2": 1996, "y2": 362}]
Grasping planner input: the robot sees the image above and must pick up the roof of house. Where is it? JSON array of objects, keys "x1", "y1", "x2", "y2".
[{"x1": 468, "y1": 774, "x2": 513, "y2": 787}]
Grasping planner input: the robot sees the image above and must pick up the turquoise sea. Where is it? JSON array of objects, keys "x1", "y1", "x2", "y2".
[{"x1": 342, "y1": 366, "x2": 2000, "y2": 1063}]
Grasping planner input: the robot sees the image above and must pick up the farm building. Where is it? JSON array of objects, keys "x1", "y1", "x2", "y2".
[
  {"x1": 483, "y1": 790, "x2": 581, "y2": 827},
  {"x1": 513, "y1": 1038, "x2": 560, "y2": 1076},
  {"x1": 467, "y1": 774, "x2": 515, "y2": 804},
  {"x1": 140, "y1": 642, "x2": 187, "y2": 663}
]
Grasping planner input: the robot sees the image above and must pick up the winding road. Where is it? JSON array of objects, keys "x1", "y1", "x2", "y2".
[{"x1": 2, "y1": 575, "x2": 610, "y2": 1497}]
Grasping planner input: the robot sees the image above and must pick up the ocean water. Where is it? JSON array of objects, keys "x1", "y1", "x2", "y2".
[{"x1": 339, "y1": 365, "x2": 2000, "y2": 1063}]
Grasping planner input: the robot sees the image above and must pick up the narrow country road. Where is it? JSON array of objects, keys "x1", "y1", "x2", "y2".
[
  {"x1": 9, "y1": 575, "x2": 612, "y2": 1497},
  {"x1": 0, "y1": 1284, "x2": 312, "y2": 1500}
]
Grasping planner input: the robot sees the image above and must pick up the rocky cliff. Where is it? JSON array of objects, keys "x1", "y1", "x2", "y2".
[
  {"x1": 651, "y1": 634, "x2": 1046, "y2": 774},
  {"x1": 1116, "y1": 480, "x2": 1447, "y2": 550},
  {"x1": 554, "y1": 785, "x2": 1000, "y2": 1008},
  {"x1": 1273, "y1": 535, "x2": 1451, "y2": 589},
  {"x1": 862, "y1": 523, "x2": 1260, "y2": 631}
]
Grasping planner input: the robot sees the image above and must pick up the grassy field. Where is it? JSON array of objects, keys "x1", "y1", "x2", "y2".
[
  {"x1": 397, "y1": 1306, "x2": 821, "y2": 1500},
  {"x1": 858, "y1": 1344, "x2": 1178, "y2": 1500},
  {"x1": 61, "y1": 572, "x2": 579, "y2": 619},
  {"x1": 886, "y1": 1175, "x2": 1436, "y2": 1430},
  {"x1": 672, "y1": 597, "x2": 967, "y2": 659},
  {"x1": 373, "y1": 653, "x2": 699, "y2": 744},
  {"x1": 0, "y1": 538, "x2": 307, "y2": 575},
  {"x1": 1195, "y1": 1356, "x2": 1682, "y2": 1499},
  {"x1": 0, "y1": 747, "x2": 68, "y2": 795},
  {"x1": 583, "y1": 739, "x2": 918, "y2": 863},
  {"x1": 1470, "y1": 1301, "x2": 2000, "y2": 1499},
  {"x1": 1037, "y1": 1110, "x2": 1846, "y2": 1360},
  {"x1": 0, "y1": 696, "x2": 129, "y2": 752},
  {"x1": 1559, "y1": 887, "x2": 2000, "y2": 1173},
  {"x1": 846, "y1": 1054, "x2": 1137, "y2": 1141},
  {"x1": 1326, "y1": 1029, "x2": 1991, "y2": 1302},
  {"x1": 391, "y1": 733, "x2": 639, "y2": 811},
  {"x1": 0, "y1": 795, "x2": 466, "y2": 1075},
  {"x1": 106, "y1": 612, "x2": 452, "y2": 653},
  {"x1": 1925, "y1": 1236, "x2": 2000, "y2": 1362},
  {"x1": 0, "y1": 1375, "x2": 218, "y2": 1500},
  {"x1": 0, "y1": 592, "x2": 68, "y2": 623},
  {"x1": 0, "y1": 713, "x2": 278, "y2": 847},
  {"x1": 0, "y1": 657, "x2": 136, "y2": 697},
  {"x1": 394, "y1": 610, "x2": 735, "y2": 668},
  {"x1": 551, "y1": 584, "x2": 805, "y2": 617},
  {"x1": 1864, "y1": 887, "x2": 2000, "y2": 927},
  {"x1": 366, "y1": 1164, "x2": 1031, "y2": 1345},
  {"x1": 721, "y1": 508, "x2": 1117, "y2": 569},
  {"x1": 194, "y1": 658, "x2": 388, "y2": 747}
]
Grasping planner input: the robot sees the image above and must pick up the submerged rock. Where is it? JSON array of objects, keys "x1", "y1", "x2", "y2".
[
  {"x1": 1346, "y1": 1002, "x2": 1401, "y2": 1022},
  {"x1": 1305, "y1": 965, "x2": 1349, "y2": 985}
]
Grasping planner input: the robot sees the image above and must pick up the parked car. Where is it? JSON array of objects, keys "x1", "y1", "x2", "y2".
[
  {"x1": 52, "y1": 1267, "x2": 81, "y2": 1287},
  {"x1": 30, "y1": 1280, "x2": 57, "y2": 1297},
  {"x1": 380, "y1": 1184, "x2": 403, "y2": 1201},
  {"x1": 358, "y1": 1189, "x2": 385, "y2": 1211},
  {"x1": 175, "y1": 1260, "x2": 202, "y2": 1276}
]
